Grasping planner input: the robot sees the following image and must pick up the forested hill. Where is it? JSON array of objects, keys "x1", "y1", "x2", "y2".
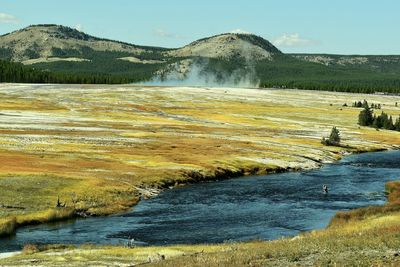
[{"x1": 1, "y1": 24, "x2": 400, "y2": 94}]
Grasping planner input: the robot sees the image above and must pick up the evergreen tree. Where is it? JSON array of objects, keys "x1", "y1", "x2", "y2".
[
  {"x1": 367, "y1": 111, "x2": 396, "y2": 130},
  {"x1": 372, "y1": 115, "x2": 380, "y2": 129},
  {"x1": 321, "y1": 127, "x2": 341, "y2": 146},
  {"x1": 395, "y1": 117, "x2": 400, "y2": 131},
  {"x1": 386, "y1": 115, "x2": 394, "y2": 130},
  {"x1": 380, "y1": 112, "x2": 389, "y2": 129},
  {"x1": 329, "y1": 126, "x2": 341, "y2": 144},
  {"x1": 362, "y1": 100, "x2": 369, "y2": 109},
  {"x1": 375, "y1": 112, "x2": 392, "y2": 130},
  {"x1": 358, "y1": 106, "x2": 374, "y2": 126}
]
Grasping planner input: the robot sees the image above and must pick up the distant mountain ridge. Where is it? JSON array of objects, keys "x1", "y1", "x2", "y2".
[
  {"x1": 0, "y1": 24, "x2": 281, "y2": 62},
  {"x1": 1, "y1": 24, "x2": 400, "y2": 93},
  {"x1": 1, "y1": 24, "x2": 398, "y2": 68}
]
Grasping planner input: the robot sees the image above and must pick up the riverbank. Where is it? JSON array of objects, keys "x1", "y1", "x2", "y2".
[
  {"x1": 0, "y1": 84, "x2": 399, "y2": 238},
  {"x1": 3, "y1": 149, "x2": 397, "y2": 251},
  {"x1": 1, "y1": 180, "x2": 399, "y2": 266},
  {"x1": 0, "y1": 144, "x2": 393, "y2": 239}
]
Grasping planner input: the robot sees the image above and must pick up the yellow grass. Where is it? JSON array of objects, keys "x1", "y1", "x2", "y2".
[{"x1": 0, "y1": 84, "x2": 399, "y2": 237}]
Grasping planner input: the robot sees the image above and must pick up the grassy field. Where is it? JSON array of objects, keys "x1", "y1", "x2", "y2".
[
  {"x1": 0, "y1": 83, "x2": 399, "y2": 238},
  {"x1": 1, "y1": 181, "x2": 399, "y2": 266}
]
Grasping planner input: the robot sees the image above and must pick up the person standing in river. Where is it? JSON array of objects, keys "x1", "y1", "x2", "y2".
[{"x1": 323, "y1": 185, "x2": 329, "y2": 194}]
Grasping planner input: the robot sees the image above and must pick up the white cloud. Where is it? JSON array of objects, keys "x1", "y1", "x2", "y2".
[
  {"x1": 0, "y1": 13, "x2": 19, "y2": 24},
  {"x1": 75, "y1": 24, "x2": 83, "y2": 32},
  {"x1": 273, "y1": 33, "x2": 316, "y2": 47},
  {"x1": 153, "y1": 28, "x2": 186, "y2": 40},
  {"x1": 154, "y1": 28, "x2": 176, "y2": 38},
  {"x1": 229, "y1": 29, "x2": 252, "y2": 35}
]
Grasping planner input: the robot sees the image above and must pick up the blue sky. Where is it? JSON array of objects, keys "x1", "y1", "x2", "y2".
[{"x1": 0, "y1": 0, "x2": 399, "y2": 54}]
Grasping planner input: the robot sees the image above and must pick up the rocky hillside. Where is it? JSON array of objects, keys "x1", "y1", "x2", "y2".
[
  {"x1": 168, "y1": 33, "x2": 281, "y2": 60},
  {"x1": 0, "y1": 24, "x2": 165, "y2": 63},
  {"x1": 0, "y1": 25, "x2": 280, "y2": 64}
]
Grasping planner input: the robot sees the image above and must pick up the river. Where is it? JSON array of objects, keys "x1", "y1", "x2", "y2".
[{"x1": 1, "y1": 150, "x2": 399, "y2": 252}]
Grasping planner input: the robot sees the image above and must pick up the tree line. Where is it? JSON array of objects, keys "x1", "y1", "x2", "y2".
[
  {"x1": 0, "y1": 59, "x2": 143, "y2": 84},
  {"x1": 358, "y1": 100, "x2": 400, "y2": 131},
  {"x1": 352, "y1": 100, "x2": 381, "y2": 109}
]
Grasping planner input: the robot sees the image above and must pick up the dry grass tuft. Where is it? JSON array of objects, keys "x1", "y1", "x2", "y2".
[
  {"x1": 0, "y1": 217, "x2": 16, "y2": 237},
  {"x1": 22, "y1": 244, "x2": 39, "y2": 254}
]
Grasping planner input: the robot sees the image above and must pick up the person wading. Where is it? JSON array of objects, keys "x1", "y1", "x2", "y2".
[{"x1": 323, "y1": 185, "x2": 329, "y2": 194}]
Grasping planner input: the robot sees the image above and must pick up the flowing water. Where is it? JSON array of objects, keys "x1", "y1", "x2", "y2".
[{"x1": 1, "y1": 150, "x2": 399, "y2": 252}]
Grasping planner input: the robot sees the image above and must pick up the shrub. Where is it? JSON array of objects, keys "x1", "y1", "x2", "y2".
[
  {"x1": 321, "y1": 127, "x2": 341, "y2": 146},
  {"x1": 22, "y1": 244, "x2": 40, "y2": 254}
]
